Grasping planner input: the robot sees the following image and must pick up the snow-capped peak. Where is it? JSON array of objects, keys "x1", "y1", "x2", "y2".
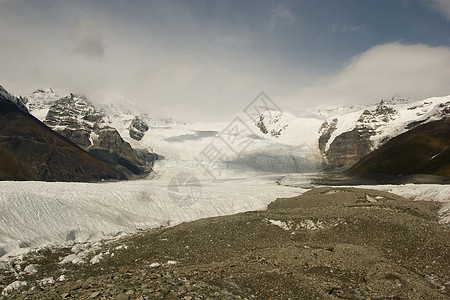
[
  {"x1": 26, "y1": 88, "x2": 60, "y2": 109},
  {"x1": 0, "y1": 85, "x2": 17, "y2": 103},
  {"x1": 32, "y1": 88, "x2": 56, "y2": 95},
  {"x1": 29, "y1": 88, "x2": 60, "y2": 101},
  {"x1": 24, "y1": 88, "x2": 62, "y2": 120},
  {"x1": 382, "y1": 95, "x2": 414, "y2": 105}
]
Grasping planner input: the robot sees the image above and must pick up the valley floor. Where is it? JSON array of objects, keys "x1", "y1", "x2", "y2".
[{"x1": 1, "y1": 187, "x2": 449, "y2": 299}]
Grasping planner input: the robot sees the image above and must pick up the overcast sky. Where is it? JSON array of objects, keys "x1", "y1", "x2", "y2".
[{"x1": 0, "y1": 0, "x2": 449, "y2": 121}]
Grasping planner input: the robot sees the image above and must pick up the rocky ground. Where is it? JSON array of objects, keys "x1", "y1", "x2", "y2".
[{"x1": 1, "y1": 187, "x2": 449, "y2": 299}]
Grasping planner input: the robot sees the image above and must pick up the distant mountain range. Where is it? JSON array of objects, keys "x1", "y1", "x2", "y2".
[{"x1": 0, "y1": 83, "x2": 449, "y2": 183}]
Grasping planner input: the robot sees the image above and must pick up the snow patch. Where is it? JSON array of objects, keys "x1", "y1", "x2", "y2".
[
  {"x1": 268, "y1": 218, "x2": 341, "y2": 231},
  {"x1": 38, "y1": 277, "x2": 54, "y2": 287},
  {"x1": 268, "y1": 220, "x2": 293, "y2": 231},
  {"x1": 2, "y1": 280, "x2": 27, "y2": 296},
  {"x1": 366, "y1": 195, "x2": 378, "y2": 203},
  {"x1": 149, "y1": 262, "x2": 162, "y2": 268},
  {"x1": 298, "y1": 219, "x2": 325, "y2": 230},
  {"x1": 115, "y1": 245, "x2": 128, "y2": 250},
  {"x1": 90, "y1": 253, "x2": 104, "y2": 264},
  {"x1": 58, "y1": 274, "x2": 67, "y2": 282},
  {"x1": 23, "y1": 264, "x2": 38, "y2": 275},
  {"x1": 88, "y1": 132, "x2": 99, "y2": 148},
  {"x1": 59, "y1": 254, "x2": 84, "y2": 265}
]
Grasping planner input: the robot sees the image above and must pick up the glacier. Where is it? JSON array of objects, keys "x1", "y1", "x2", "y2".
[
  {"x1": 0, "y1": 161, "x2": 304, "y2": 259},
  {"x1": 1, "y1": 159, "x2": 449, "y2": 260}
]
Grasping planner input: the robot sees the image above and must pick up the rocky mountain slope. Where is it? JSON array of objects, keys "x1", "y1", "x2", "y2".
[
  {"x1": 1, "y1": 188, "x2": 448, "y2": 299},
  {"x1": 24, "y1": 89, "x2": 153, "y2": 178},
  {"x1": 239, "y1": 95, "x2": 450, "y2": 172},
  {"x1": 346, "y1": 117, "x2": 450, "y2": 182},
  {"x1": 0, "y1": 85, "x2": 125, "y2": 182},
  {"x1": 318, "y1": 97, "x2": 450, "y2": 168}
]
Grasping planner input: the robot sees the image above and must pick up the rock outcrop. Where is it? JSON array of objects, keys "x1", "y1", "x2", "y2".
[
  {"x1": 128, "y1": 116, "x2": 149, "y2": 141},
  {"x1": 318, "y1": 118, "x2": 337, "y2": 155},
  {"x1": 324, "y1": 127, "x2": 373, "y2": 168},
  {"x1": 254, "y1": 110, "x2": 288, "y2": 138}
]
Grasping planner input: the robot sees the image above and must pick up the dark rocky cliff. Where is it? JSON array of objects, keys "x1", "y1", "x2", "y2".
[
  {"x1": 37, "y1": 93, "x2": 149, "y2": 177},
  {"x1": 320, "y1": 102, "x2": 398, "y2": 168}
]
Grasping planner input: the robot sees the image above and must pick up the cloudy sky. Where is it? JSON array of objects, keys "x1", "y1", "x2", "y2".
[{"x1": 0, "y1": 0, "x2": 449, "y2": 121}]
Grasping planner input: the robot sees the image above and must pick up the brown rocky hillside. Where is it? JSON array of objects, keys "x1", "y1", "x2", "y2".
[
  {"x1": 0, "y1": 91, "x2": 125, "y2": 182},
  {"x1": 1, "y1": 188, "x2": 448, "y2": 299}
]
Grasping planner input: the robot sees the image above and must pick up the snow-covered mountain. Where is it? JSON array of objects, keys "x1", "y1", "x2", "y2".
[
  {"x1": 318, "y1": 96, "x2": 450, "y2": 167},
  {"x1": 22, "y1": 88, "x2": 450, "y2": 175},
  {"x1": 24, "y1": 89, "x2": 154, "y2": 178},
  {"x1": 24, "y1": 88, "x2": 59, "y2": 119},
  {"x1": 24, "y1": 89, "x2": 323, "y2": 174},
  {"x1": 141, "y1": 95, "x2": 449, "y2": 174},
  {"x1": 100, "y1": 102, "x2": 151, "y2": 142}
]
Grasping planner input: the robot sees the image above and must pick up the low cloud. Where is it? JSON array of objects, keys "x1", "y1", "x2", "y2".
[
  {"x1": 291, "y1": 43, "x2": 450, "y2": 108},
  {"x1": 70, "y1": 18, "x2": 105, "y2": 60},
  {"x1": 428, "y1": 0, "x2": 450, "y2": 20}
]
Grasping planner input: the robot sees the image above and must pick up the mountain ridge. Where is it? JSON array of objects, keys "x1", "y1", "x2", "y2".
[
  {"x1": 0, "y1": 86, "x2": 127, "y2": 182},
  {"x1": 319, "y1": 96, "x2": 450, "y2": 168},
  {"x1": 346, "y1": 118, "x2": 450, "y2": 183}
]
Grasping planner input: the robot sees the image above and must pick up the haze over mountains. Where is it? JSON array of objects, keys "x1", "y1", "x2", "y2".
[{"x1": 1, "y1": 83, "x2": 449, "y2": 183}]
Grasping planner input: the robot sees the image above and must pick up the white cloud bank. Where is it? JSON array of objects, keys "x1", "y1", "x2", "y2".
[
  {"x1": 0, "y1": 0, "x2": 449, "y2": 122},
  {"x1": 287, "y1": 43, "x2": 450, "y2": 109}
]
